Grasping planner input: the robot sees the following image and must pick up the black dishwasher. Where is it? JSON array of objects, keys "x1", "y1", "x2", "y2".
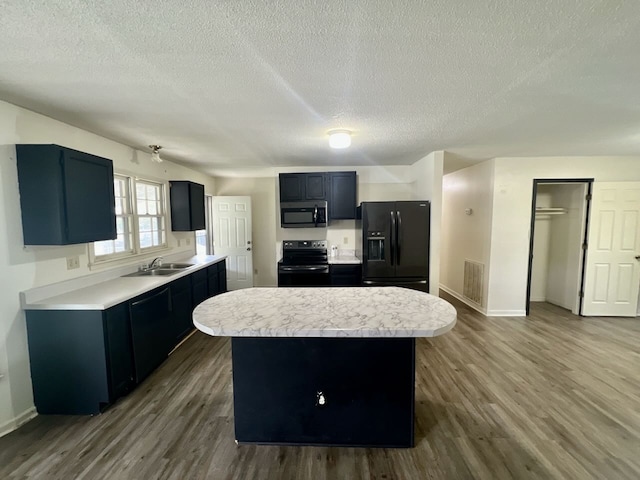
[{"x1": 129, "y1": 287, "x2": 172, "y2": 383}]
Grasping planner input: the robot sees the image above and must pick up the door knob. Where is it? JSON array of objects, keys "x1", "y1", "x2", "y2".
[
  {"x1": 247, "y1": 241, "x2": 252, "y2": 245},
  {"x1": 247, "y1": 247, "x2": 251, "y2": 251}
]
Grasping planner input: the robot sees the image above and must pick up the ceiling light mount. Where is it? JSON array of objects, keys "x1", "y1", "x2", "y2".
[
  {"x1": 328, "y1": 129, "x2": 352, "y2": 149},
  {"x1": 149, "y1": 145, "x2": 163, "y2": 163}
]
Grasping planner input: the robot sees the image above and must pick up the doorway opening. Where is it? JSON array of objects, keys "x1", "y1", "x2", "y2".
[{"x1": 526, "y1": 179, "x2": 593, "y2": 316}]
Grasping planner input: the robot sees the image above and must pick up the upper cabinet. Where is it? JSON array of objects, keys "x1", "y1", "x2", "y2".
[
  {"x1": 279, "y1": 171, "x2": 357, "y2": 221},
  {"x1": 328, "y1": 171, "x2": 357, "y2": 220},
  {"x1": 279, "y1": 173, "x2": 327, "y2": 202},
  {"x1": 169, "y1": 181, "x2": 205, "y2": 231},
  {"x1": 16, "y1": 144, "x2": 116, "y2": 245}
]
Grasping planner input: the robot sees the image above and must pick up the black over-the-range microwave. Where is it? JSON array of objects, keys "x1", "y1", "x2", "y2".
[{"x1": 280, "y1": 201, "x2": 327, "y2": 228}]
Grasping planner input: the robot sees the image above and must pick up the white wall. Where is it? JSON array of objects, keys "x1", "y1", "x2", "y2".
[
  {"x1": 214, "y1": 157, "x2": 446, "y2": 288},
  {"x1": 440, "y1": 159, "x2": 495, "y2": 311},
  {"x1": 0, "y1": 100, "x2": 216, "y2": 435},
  {"x1": 487, "y1": 156, "x2": 640, "y2": 315},
  {"x1": 410, "y1": 151, "x2": 444, "y2": 294}
]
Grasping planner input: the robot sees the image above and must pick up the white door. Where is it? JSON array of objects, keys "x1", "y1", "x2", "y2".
[
  {"x1": 212, "y1": 196, "x2": 253, "y2": 290},
  {"x1": 582, "y1": 182, "x2": 640, "y2": 316}
]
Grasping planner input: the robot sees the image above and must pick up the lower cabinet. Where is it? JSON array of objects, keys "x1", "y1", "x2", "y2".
[
  {"x1": 330, "y1": 264, "x2": 362, "y2": 286},
  {"x1": 207, "y1": 259, "x2": 228, "y2": 297},
  {"x1": 25, "y1": 304, "x2": 134, "y2": 415},
  {"x1": 25, "y1": 259, "x2": 227, "y2": 415}
]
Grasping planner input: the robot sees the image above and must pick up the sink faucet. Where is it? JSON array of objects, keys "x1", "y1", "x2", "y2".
[{"x1": 149, "y1": 257, "x2": 163, "y2": 269}]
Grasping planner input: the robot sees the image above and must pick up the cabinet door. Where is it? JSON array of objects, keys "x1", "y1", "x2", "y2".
[
  {"x1": 170, "y1": 276, "x2": 193, "y2": 344},
  {"x1": 330, "y1": 264, "x2": 362, "y2": 286},
  {"x1": 207, "y1": 266, "x2": 219, "y2": 297},
  {"x1": 279, "y1": 174, "x2": 305, "y2": 202},
  {"x1": 129, "y1": 288, "x2": 172, "y2": 383},
  {"x1": 192, "y1": 269, "x2": 208, "y2": 307},
  {"x1": 189, "y1": 182, "x2": 206, "y2": 230},
  {"x1": 328, "y1": 172, "x2": 357, "y2": 220},
  {"x1": 104, "y1": 303, "x2": 134, "y2": 400},
  {"x1": 218, "y1": 260, "x2": 228, "y2": 293},
  {"x1": 63, "y1": 149, "x2": 117, "y2": 243},
  {"x1": 305, "y1": 173, "x2": 327, "y2": 200}
]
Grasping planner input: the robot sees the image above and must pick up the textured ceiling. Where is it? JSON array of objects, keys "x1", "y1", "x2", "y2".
[{"x1": 1, "y1": 0, "x2": 640, "y2": 175}]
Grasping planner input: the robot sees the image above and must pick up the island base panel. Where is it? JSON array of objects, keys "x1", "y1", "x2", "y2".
[{"x1": 231, "y1": 337, "x2": 415, "y2": 448}]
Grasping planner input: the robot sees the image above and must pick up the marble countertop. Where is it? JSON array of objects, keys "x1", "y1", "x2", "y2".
[
  {"x1": 21, "y1": 254, "x2": 227, "y2": 311},
  {"x1": 193, "y1": 287, "x2": 456, "y2": 338}
]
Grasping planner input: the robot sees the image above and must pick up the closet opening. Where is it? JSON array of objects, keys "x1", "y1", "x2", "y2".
[{"x1": 525, "y1": 178, "x2": 594, "y2": 316}]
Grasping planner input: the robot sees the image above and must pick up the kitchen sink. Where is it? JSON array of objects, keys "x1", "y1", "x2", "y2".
[
  {"x1": 161, "y1": 263, "x2": 194, "y2": 269},
  {"x1": 122, "y1": 268, "x2": 183, "y2": 277}
]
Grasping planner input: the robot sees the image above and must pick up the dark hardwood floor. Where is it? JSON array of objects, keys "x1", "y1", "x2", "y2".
[{"x1": 1, "y1": 295, "x2": 639, "y2": 479}]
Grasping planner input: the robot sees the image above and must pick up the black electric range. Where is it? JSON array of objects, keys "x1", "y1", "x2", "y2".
[{"x1": 277, "y1": 240, "x2": 330, "y2": 287}]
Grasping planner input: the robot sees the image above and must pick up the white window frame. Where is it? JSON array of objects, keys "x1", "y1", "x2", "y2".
[{"x1": 89, "y1": 174, "x2": 169, "y2": 267}]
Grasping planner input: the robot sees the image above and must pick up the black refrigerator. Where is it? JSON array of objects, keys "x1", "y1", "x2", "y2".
[{"x1": 357, "y1": 201, "x2": 430, "y2": 292}]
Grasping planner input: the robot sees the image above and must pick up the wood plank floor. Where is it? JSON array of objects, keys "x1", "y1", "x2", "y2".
[{"x1": 1, "y1": 294, "x2": 639, "y2": 479}]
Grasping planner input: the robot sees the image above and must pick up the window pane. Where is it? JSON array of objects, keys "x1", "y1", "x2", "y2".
[
  {"x1": 116, "y1": 217, "x2": 124, "y2": 233},
  {"x1": 136, "y1": 183, "x2": 146, "y2": 200},
  {"x1": 139, "y1": 217, "x2": 151, "y2": 231},
  {"x1": 148, "y1": 201, "x2": 157, "y2": 215},
  {"x1": 147, "y1": 185, "x2": 157, "y2": 201}
]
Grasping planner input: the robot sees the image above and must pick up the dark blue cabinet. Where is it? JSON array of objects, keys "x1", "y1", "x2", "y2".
[
  {"x1": 25, "y1": 303, "x2": 134, "y2": 415},
  {"x1": 170, "y1": 275, "x2": 194, "y2": 344},
  {"x1": 279, "y1": 173, "x2": 327, "y2": 202},
  {"x1": 330, "y1": 264, "x2": 362, "y2": 286},
  {"x1": 16, "y1": 144, "x2": 116, "y2": 245},
  {"x1": 25, "y1": 260, "x2": 227, "y2": 415},
  {"x1": 169, "y1": 181, "x2": 205, "y2": 231},
  {"x1": 328, "y1": 171, "x2": 357, "y2": 220}
]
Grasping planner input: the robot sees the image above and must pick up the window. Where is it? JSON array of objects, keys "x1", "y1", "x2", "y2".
[
  {"x1": 136, "y1": 180, "x2": 166, "y2": 250},
  {"x1": 91, "y1": 175, "x2": 167, "y2": 264}
]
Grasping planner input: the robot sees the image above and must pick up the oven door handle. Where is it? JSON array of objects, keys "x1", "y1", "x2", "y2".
[
  {"x1": 279, "y1": 265, "x2": 329, "y2": 272},
  {"x1": 313, "y1": 205, "x2": 318, "y2": 226}
]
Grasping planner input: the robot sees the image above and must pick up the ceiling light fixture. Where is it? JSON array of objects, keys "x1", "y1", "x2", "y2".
[
  {"x1": 328, "y1": 130, "x2": 352, "y2": 149},
  {"x1": 149, "y1": 145, "x2": 163, "y2": 163}
]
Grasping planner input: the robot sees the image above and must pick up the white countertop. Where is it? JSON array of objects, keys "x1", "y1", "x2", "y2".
[
  {"x1": 328, "y1": 254, "x2": 361, "y2": 265},
  {"x1": 193, "y1": 287, "x2": 456, "y2": 338},
  {"x1": 22, "y1": 255, "x2": 227, "y2": 311}
]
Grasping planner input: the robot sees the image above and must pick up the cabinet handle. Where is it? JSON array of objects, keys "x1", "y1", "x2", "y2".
[{"x1": 316, "y1": 391, "x2": 326, "y2": 407}]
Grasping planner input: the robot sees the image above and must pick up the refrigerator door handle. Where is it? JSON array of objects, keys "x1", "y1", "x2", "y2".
[
  {"x1": 396, "y1": 210, "x2": 402, "y2": 265},
  {"x1": 390, "y1": 210, "x2": 396, "y2": 266}
]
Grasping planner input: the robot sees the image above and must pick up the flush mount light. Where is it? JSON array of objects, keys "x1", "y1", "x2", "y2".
[
  {"x1": 328, "y1": 130, "x2": 352, "y2": 149},
  {"x1": 149, "y1": 145, "x2": 163, "y2": 163}
]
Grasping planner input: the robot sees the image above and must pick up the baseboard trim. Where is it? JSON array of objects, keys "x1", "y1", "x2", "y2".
[
  {"x1": 439, "y1": 285, "x2": 487, "y2": 316},
  {"x1": 486, "y1": 309, "x2": 527, "y2": 317},
  {"x1": 0, "y1": 407, "x2": 37, "y2": 438}
]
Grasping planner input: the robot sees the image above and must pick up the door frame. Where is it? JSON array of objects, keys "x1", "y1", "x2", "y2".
[{"x1": 525, "y1": 178, "x2": 593, "y2": 315}]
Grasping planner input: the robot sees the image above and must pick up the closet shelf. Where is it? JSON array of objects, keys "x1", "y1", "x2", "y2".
[{"x1": 535, "y1": 207, "x2": 568, "y2": 215}]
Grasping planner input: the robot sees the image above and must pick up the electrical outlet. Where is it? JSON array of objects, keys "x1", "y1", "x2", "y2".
[
  {"x1": 186, "y1": 238, "x2": 191, "y2": 245},
  {"x1": 177, "y1": 239, "x2": 181, "y2": 247},
  {"x1": 343, "y1": 237, "x2": 348, "y2": 244},
  {"x1": 66, "y1": 256, "x2": 80, "y2": 270}
]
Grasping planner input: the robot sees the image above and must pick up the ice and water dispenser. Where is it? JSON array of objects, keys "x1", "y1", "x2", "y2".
[{"x1": 367, "y1": 231, "x2": 386, "y2": 261}]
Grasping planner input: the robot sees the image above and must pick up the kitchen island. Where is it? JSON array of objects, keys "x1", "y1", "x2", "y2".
[{"x1": 193, "y1": 287, "x2": 456, "y2": 448}]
